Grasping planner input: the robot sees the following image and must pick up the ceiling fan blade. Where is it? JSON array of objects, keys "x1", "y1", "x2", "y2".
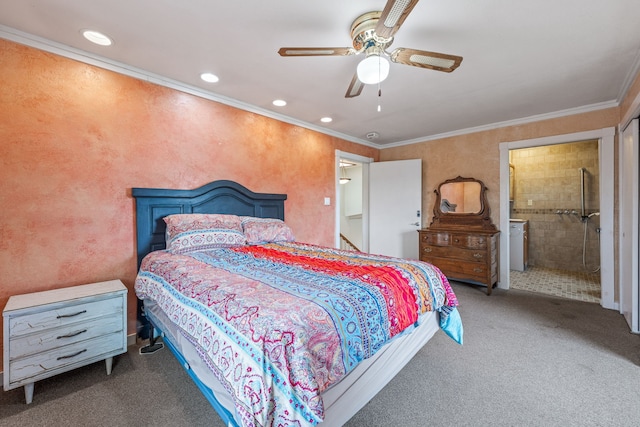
[
  {"x1": 278, "y1": 47, "x2": 355, "y2": 57},
  {"x1": 375, "y1": 0, "x2": 420, "y2": 39},
  {"x1": 390, "y1": 48, "x2": 463, "y2": 72},
  {"x1": 345, "y1": 73, "x2": 364, "y2": 98}
]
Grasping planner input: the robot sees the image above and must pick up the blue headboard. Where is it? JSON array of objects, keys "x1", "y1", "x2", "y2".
[{"x1": 132, "y1": 180, "x2": 287, "y2": 267}]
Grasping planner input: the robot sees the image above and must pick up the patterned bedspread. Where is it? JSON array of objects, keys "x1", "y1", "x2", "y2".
[{"x1": 134, "y1": 242, "x2": 462, "y2": 427}]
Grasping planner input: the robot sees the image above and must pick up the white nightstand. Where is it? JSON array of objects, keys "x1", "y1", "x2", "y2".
[{"x1": 3, "y1": 280, "x2": 127, "y2": 404}]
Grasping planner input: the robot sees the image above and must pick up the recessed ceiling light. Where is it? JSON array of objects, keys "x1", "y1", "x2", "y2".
[
  {"x1": 200, "y1": 73, "x2": 219, "y2": 83},
  {"x1": 272, "y1": 99, "x2": 287, "y2": 107},
  {"x1": 321, "y1": 117, "x2": 332, "y2": 123},
  {"x1": 82, "y1": 30, "x2": 112, "y2": 46}
]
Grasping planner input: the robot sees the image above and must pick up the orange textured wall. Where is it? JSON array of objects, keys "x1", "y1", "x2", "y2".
[
  {"x1": 620, "y1": 69, "x2": 640, "y2": 125},
  {"x1": 0, "y1": 39, "x2": 378, "y2": 363}
]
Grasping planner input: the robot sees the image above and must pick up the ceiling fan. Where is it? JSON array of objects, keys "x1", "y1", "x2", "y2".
[{"x1": 278, "y1": 0, "x2": 463, "y2": 98}]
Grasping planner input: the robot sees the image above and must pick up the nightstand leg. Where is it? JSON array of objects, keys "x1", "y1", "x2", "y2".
[
  {"x1": 24, "y1": 383, "x2": 34, "y2": 404},
  {"x1": 105, "y1": 356, "x2": 113, "y2": 375}
]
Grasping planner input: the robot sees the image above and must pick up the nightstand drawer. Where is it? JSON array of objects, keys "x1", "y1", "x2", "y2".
[
  {"x1": 8, "y1": 315, "x2": 124, "y2": 359},
  {"x1": 3, "y1": 279, "x2": 127, "y2": 404},
  {"x1": 9, "y1": 296, "x2": 123, "y2": 338},
  {"x1": 7, "y1": 331, "x2": 124, "y2": 386}
]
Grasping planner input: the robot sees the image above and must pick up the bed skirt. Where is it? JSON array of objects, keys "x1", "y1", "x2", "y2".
[{"x1": 143, "y1": 298, "x2": 440, "y2": 426}]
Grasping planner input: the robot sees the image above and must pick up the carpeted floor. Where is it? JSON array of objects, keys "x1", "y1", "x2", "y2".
[{"x1": 1, "y1": 282, "x2": 638, "y2": 426}]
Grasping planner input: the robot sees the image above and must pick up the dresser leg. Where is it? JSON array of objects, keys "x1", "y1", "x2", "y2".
[
  {"x1": 24, "y1": 383, "x2": 34, "y2": 404},
  {"x1": 105, "y1": 356, "x2": 113, "y2": 375}
]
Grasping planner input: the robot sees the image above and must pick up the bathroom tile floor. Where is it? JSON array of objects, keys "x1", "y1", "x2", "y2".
[{"x1": 509, "y1": 265, "x2": 601, "y2": 303}]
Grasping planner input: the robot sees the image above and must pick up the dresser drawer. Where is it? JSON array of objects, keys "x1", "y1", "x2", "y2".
[
  {"x1": 421, "y1": 244, "x2": 487, "y2": 263},
  {"x1": 420, "y1": 231, "x2": 489, "y2": 249},
  {"x1": 7, "y1": 331, "x2": 125, "y2": 386},
  {"x1": 9, "y1": 296, "x2": 124, "y2": 338},
  {"x1": 419, "y1": 232, "x2": 451, "y2": 246},
  {"x1": 451, "y1": 233, "x2": 487, "y2": 249},
  {"x1": 428, "y1": 257, "x2": 488, "y2": 282},
  {"x1": 8, "y1": 315, "x2": 124, "y2": 360}
]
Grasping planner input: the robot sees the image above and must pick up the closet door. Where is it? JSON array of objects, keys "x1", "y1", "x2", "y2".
[{"x1": 620, "y1": 118, "x2": 639, "y2": 333}]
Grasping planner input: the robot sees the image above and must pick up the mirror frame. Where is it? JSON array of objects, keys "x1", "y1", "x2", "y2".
[{"x1": 429, "y1": 176, "x2": 497, "y2": 231}]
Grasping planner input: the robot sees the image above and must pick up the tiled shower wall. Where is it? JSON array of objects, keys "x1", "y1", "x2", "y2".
[{"x1": 510, "y1": 140, "x2": 601, "y2": 272}]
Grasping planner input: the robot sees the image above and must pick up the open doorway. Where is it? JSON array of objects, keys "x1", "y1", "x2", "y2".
[
  {"x1": 335, "y1": 150, "x2": 372, "y2": 252},
  {"x1": 507, "y1": 141, "x2": 601, "y2": 303},
  {"x1": 334, "y1": 151, "x2": 422, "y2": 259},
  {"x1": 499, "y1": 128, "x2": 616, "y2": 310},
  {"x1": 338, "y1": 158, "x2": 364, "y2": 252}
]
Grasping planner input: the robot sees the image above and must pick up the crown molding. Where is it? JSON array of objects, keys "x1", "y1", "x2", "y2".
[
  {"x1": 381, "y1": 100, "x2": 619, "y2": 149},
  {"x1": 0, "y1": 25, "x2": 625, "y2": 151},
  {"x1": 0, "y1": 25, "x2": 378, "y2": 148}
]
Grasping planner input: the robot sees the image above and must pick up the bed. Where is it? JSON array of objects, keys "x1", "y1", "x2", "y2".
[{"x1": 132, "y1": 180, "x2": 462, "y2": 427}]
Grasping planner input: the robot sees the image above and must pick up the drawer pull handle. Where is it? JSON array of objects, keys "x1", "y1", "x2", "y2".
[
  {"x1": 57, "y1": 310, "x2": 87, "y2": 319},
  {"x1": 57, "y1": 329, "x2": 87, "y2": 339},
  {"x1": 474, "y1": 268, "x2": 483, "y2": 273},
  {"x1": 57, "y1": 349, "x2": 87, "y2": 360},
  {"x1": 423, "y1": 247, "x2": 432, "y2": 253},
  {"x1": 473, "y1": 253, "x2": 483, "y2": 258}
]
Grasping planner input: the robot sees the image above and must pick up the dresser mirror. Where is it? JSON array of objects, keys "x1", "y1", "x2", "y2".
[
  {"x1": 430, "y1": 176, "x2": 497, "y2": 231},
  {"x1": 439, "y1": 180, "x2": 482, "y2": 214}
]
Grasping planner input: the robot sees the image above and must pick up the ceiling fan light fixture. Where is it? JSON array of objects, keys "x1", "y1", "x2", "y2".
[{"x1": 357, "y1": 54, "x2": 390, "y2": 85}]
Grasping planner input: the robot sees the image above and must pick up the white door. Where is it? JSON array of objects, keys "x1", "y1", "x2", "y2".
[
  {"x1": 369, "y1": 159, "x2": 422, "y2": 259},
  {"x1": 620, "y1": 119, "x2": 639, "y2": 333}
]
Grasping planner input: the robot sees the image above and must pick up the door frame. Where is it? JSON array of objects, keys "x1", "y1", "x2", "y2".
[
  {"x1": 335, "y1": 150, "x2": 373, "y2": 251},
  {"x1": 498, "y1": 127, "x2": 616, "y2": 310},
  {"x1": 619, "y1": 119, "x2": 639, "y2": 332}
]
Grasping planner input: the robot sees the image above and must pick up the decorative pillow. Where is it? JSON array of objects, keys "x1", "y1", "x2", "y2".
[
  {"x1": 164, "y1": 214, "x2": 246, "y2": 253},
  {"x1": 241, "y1": 216, "x2": 295, "y2": 244}
]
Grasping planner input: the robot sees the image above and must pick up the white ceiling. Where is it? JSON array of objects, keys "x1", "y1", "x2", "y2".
[{"x1": 1, "y1": 0, "x2": 639, "y2": 147}]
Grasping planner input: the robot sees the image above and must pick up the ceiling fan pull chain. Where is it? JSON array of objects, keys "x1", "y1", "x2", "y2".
[{"x1": 377, "y1": 56, "x2": 382, "y2": 112}]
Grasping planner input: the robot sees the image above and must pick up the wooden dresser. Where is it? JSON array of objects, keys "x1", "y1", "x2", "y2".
[
  {"x1": 419, "y1": 228, "x2": 500, "y2": 294},
  {"x1": 421, "y1": 176, "x2": 500, "y2": 295},
  {"x1": 3, "y1": 280, "x2": 127, "y2": 404}
]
